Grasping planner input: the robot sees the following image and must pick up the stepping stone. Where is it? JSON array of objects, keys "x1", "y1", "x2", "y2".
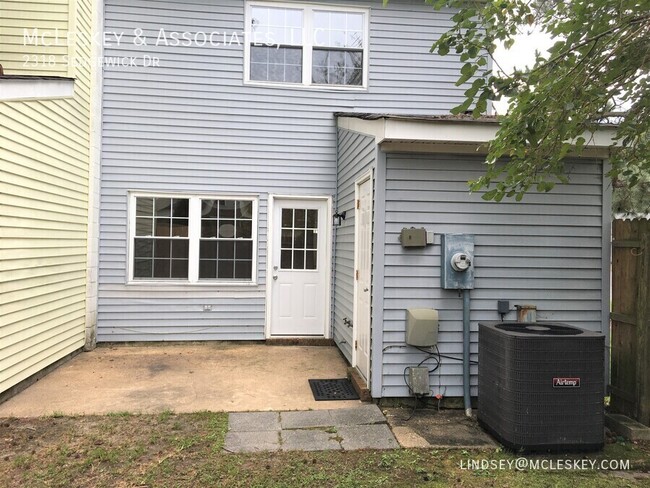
[
  {"x1": 224, "y1": 431, "x2": 280, "y2": 453},
  {"x1": 339, "y1": 424, "x2": 400, "y2": 450},
  {"x1": 281, "y1": 429, "x2": 342, "y2": 451},
  {"x1": 228, "y1": 411, "x2": 280, "y2": 432}
]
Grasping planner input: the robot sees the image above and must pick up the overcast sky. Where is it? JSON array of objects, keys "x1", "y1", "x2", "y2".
[{"x1": 492, "y1": 29, "x2": 554, "y2": 114}]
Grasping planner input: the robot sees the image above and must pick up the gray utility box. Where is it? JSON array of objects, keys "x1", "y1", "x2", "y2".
[
  {"x1": 400, "y1": 227, "x2": 427, "y2": 247},
  {"x1": 440, "y1": 233, "x2": 475, "y2": 290},
  {"x1": 406, "y1": 308, "x2": 439, "y2": 346}
]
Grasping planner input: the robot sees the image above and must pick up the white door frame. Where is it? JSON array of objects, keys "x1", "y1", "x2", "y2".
[
  {"x1": 352, "y1": 170, "x2": 373, "y2": 381},
  {"x1": 265, "y1": 194, "x2": 333, "y2": 339}
]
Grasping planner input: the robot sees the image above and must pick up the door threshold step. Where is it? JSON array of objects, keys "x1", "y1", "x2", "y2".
[
  {"x1": 266, "y1": 338, "x2": 335, "y2": 346},
  {"x1": 348, "y1": 367, "x2": 372, "y2": 402}
]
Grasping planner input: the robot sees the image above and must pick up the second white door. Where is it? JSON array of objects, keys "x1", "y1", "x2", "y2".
[{"x1": 354, "y1": 175, "x2": 372, "y2": 382}]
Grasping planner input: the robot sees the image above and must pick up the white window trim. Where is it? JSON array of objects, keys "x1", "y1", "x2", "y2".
[
  {"x1": 127, "y1": 192, "x2": 259, "y2": 286},
  {"x1": 244, "y1": 1, "x2": 370, "y2": 90}
]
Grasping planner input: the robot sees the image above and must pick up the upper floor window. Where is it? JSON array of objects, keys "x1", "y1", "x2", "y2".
[
  {"x1": 129, "y1": 194, "x2": 258, "y2": 284},
  {"x1": 245, "y1": 2, "x2": 368, "y2": 89}
]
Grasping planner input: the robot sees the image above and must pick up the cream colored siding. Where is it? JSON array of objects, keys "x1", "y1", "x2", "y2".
[
  {"x1": 0, "y1": 0, "x2": 73, "y2": 76},
  {"x1": 0, "y1": 0, "x2": 92, "y2": 394}
]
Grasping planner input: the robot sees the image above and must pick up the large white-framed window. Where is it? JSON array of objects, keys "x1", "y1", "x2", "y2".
[
  {"x1": 244, "y1": 1, "x2": 369, "y2": 89},
  {"x1": 128, "y1": 193, "x2": 258, "y2": 284}
]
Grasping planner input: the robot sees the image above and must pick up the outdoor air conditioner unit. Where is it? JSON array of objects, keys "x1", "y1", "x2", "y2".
[{"x1": 478, "y1": 321, "x2": 605, "y2": 452}]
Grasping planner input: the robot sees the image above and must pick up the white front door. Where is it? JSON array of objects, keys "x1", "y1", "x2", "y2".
[
  {"x1": 269, "y1": 198, "x2": 330, "y2": 336},
  {"x1": 353, "y1": 175, "x2": 372, "y2": 382}
]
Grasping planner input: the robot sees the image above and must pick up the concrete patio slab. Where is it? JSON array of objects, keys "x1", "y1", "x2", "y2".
[
  {"x1": 280, "y1": 410, "x2": 333, "y2": 429},
  {"x1": 224, "y1": 405, "x2": 399, "y2": 452},
  {"x1": 224, "y1": 431, "x2": 280, "y2": 453},
  {"x1": 339, "y1": 424, "x2": 400, "y2": 450},
  {"x1": 0, "y1": 343, "x2": 361, "y2": 417},
  {"x1": 330, "y1": 405, "x2": 387, "y2": 426},
  {"x1": 280, "y1": 429, "x2": 342, "y2": 451}
]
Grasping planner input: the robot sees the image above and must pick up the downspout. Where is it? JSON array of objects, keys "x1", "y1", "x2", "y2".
[{"x1": 462, "y1": 289, "x2": 471, "y2": 417}]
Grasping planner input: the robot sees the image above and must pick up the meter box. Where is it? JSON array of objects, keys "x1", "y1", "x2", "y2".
[{"x1": 440, "y1": 233, "x2": 475, "y2": 290}]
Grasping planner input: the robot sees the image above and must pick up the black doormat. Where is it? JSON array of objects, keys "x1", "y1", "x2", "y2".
[{"x1": 309, "y1": 378, "x2": 360, "y2": 401}]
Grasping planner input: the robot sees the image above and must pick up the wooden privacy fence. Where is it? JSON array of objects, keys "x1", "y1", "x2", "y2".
[{"x1": 610, "y1": 219, "x2": 650, "y2": 426}]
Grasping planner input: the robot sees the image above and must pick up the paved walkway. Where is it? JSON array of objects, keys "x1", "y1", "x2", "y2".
[{"x1": 224, "y1": 404, "x2": 399, "y2": 452}]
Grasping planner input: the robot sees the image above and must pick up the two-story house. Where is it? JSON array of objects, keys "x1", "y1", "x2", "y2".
[
  {"x1": 93, "y1": 0, "x2": 612, "y2": 400},
  {"x1": 0, "y1": 0, "x2": 98, "y2": 398}
]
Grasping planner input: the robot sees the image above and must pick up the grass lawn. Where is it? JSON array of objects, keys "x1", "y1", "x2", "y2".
[{"x1": 1, "y1": 411, "x2": 649, "y2": 487}]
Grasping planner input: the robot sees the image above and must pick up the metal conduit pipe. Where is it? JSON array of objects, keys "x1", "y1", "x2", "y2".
[{"x1": 462, "y1": 288, "x2": 472, "y2": 417}]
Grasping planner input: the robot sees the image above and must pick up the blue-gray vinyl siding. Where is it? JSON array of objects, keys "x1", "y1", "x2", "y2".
[
  {"x1": 333, "y1": 129, "x2": 376, "y2": 361},
  {"x1": 381, "y1": 153, "x2": 606, "y2": 398},
  {"x1": 98, "y1": 0, "x2": 472, "y2": 341}
]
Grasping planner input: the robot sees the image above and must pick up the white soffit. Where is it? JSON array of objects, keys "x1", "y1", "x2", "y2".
[
  {"x1": 0, "y1": 78, "x2": 75, "y2": 102},
  {"x1": 337, "y1": 115, "x2": 618, "y2": 157}
]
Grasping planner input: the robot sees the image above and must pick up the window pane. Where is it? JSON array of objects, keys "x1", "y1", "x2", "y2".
[
  {"x1": 307, "y1": 209, "x2": 318, "y2": 228},
  {"x1": 282, "y1": 208, "x2": 293, "y2": 227},
  {"x1": 172, "y1": 218, "x2": 189, "y2": 237},
  {"x1": 251, "y1": 62, "x2": 269, "y2": 81},
  {"x1": 250, "y1": 46, "x2": 302, "y2": 83},
  {"x1": 153, "y1": 259, "x2": 171, "y2": 278},
  {"x1": 312, "y1": 49, "x2": 362, "y2": 85},
  {"x1": 295, "y1": 209, "x2": 306, "y2": 228},
  {"x1": 219, "y1": 200, "x2": 236, "y2": 219},
  {"x1": 172, "y1": 240, "x2": 189, "y2": 259},
  {"x1": 134, "y1": 238, "x2": 153, "y2": 258},
  {"x1": 172, "y1": 199, "x2": 189, "y2": 217},
  {"x1": 218, "y1": 241, "x2": 235, "y2": 260},
  {"x1": 346, "y1": 13, "x2": 363, "y2": 32},
  {"x1": 237, "y1": 201, "x2": 253, "y2": 219},
  {"x1": 306, "y1": 250, "x2": 317, "y2": 270},
  {"x1": 134, "y1": 259, "x2": 153, "y2": 278},
  {"x1": 235, "y1": 261, "x2": 253, "y2": 279},
  {"x1": 154, "y1": 239, "x2": 171, "y2": 258},
  {"x1": 171, "y1": 259, "x2": 188, "y2": 278},
  {"x1": 293, "y1": 250, "x2": 305, "y2": 270},
  {"x1": 154, "y1": 198, "x2": 172, "y2": 217},
  {"x1": 202, "y1": 219, "x2": 217, "y2": 238},
  {"x1": 281, "y1": 249, "x2": 292, "y2": 269},
  {"x1": 199, "y1": 259, "x2": 217, "y2": 279},
  {"x1": 200, "y1": 240, "x2": 217, "y2": 259},
  {"x1": 235, "y1": 241, "x2": 253, "y2": 260},
  {"x1": 306, "y1": 230, "x2": 317, "y2": 250},
  {"x1": 217, "y1": 260, "x2": 234, "y2": 279},
  {"x1": 281, "y1": 228, "x2": 292, "y2": 248},
  {"x1": 236, "y1": 220, "x2": 252, "y2": 239},
  {"x1": 136, "y1": 217, "x2": 153, "y2": 236},
  {"x1": 219, "y1": 220, "x2": 235, "y2": 238},
  {"x1": 154, "y1": 218, "x2": 171, "y2": 236},
  {"x1": 136, "y1": 197, "x2": 154, "y2": 217},
  {"x1": 202, "y1": 200, "x2": 217, "y2": 218},
  {"x1": 251, "y1": 7, "x2": 303, "y2": 45},
  {"x1": 293, "y1": 229, "x2": 305, "y2": 248}
]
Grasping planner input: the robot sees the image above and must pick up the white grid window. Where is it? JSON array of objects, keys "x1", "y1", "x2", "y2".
[
  {"x1": 246, "y1": 1, "x2": 368, "y2": 89},
  {"x1": 129, "y1": 194, "x2": 258, "y2": 284}
]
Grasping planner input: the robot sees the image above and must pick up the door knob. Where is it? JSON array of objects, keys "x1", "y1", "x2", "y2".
[
  {"x1": 273, "y1": 275, "x2": 278, "y2": 280},
  {"x1": 363, "y1": 287, "x2": 369, "y2": 292}
]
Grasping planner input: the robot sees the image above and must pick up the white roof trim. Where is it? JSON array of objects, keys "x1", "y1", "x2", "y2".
[
  {"x1": 337, "y1": 116, "x2": 618, "y2": 157},
  {"x1": 0, "y1": 78, "x2": 75, "y2": 102}
]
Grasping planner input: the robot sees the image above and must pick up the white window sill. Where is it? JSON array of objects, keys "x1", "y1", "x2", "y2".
[
  {"x1": 244, "y1": 79, "x2": 368, "y2": 92},
  {"x1": 0, "y1": 76, "x2": 75, "y2": 102}
]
